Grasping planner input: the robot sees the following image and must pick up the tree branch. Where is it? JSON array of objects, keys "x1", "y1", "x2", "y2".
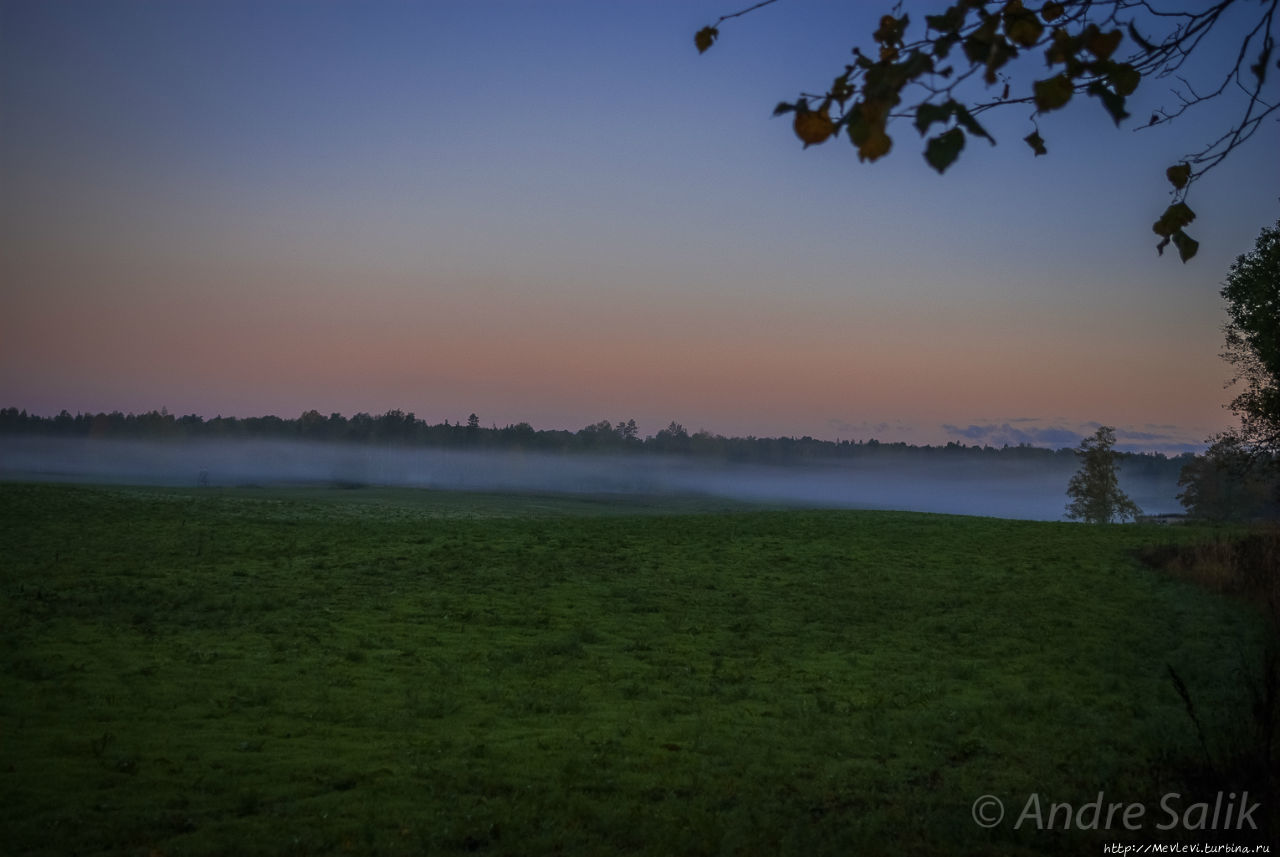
[{"x1": 712, "y1": 0, "x2": 784, "y2": 27}]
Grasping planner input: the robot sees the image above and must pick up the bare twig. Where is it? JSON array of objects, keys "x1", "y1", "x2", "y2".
[{"x1": 712, "y1": 0, "x2": 783, "y2": 27}]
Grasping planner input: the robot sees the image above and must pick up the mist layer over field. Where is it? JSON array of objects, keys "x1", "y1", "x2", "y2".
[{"x1": 0, "y1": 437, "x2": 1182, "y2": 520}]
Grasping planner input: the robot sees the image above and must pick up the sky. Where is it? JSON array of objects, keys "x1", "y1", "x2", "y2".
[{"x1": 1, "y1": 0, "x2": 1277, "y2": 454}]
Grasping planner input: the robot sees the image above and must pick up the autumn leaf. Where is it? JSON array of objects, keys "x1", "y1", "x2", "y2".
[
  {"x1": 848, "y1": 100, "x2": 891, "y2": 160},
  {"x1": 793, "y1": 102, "x2": 835, "y2": 148},
  {"x1": 1046, "y1": 28, "x2": 1075, "y2": 65},
  {"x1": 830, "y1": 75, "x2": 854, "y2": 105},
  {"x1": 857, "y1": 126, "x2": 893, "y2": 162},
  {"x1": 1024, "y1": 131, "x2": 1047, "y2": 156},
  {"x1": 1152, "y1": 201, "x2": 1196, "y2": 237},
  {"x1": 1084, "y1": 26, "x2": 1123, "y2": 61},
  {"x1": 695, "y1": 26, "x2": 718, "y2": 54},
  {"x1": 1172, "y1": 230, "x2": 1199, "y2": 262},
  {"x1": 1166, "y1": 162, "x2": 1191, "y2": 190},
  {"x1": 1004, "y1": 5, "x2": 1044, "y2": 48},
  {"x1": 1041, "y1": 2, "x2": 1065, "y2": 22},
  {"x1": 874, "y1": 14, "x2": 909, "y2": 47},
  {"x1": 1157, "y1": 228, "x2": 1199, "y2": 262},
  {"x1": 1033, "y1": 73, "x2": 1074, "y2": 111}
]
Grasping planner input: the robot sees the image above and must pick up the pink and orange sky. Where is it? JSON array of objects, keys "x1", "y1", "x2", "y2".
[{"x1": 2, "y1": 1, "x2": 1277, "y2": 453}]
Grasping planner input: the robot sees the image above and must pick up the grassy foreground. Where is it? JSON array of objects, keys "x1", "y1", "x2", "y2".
[{"x1": 0, "y1": 483, "x2": 1269, "y2": 855}]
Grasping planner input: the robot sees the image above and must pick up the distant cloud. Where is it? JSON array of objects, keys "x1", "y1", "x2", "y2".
[
  {"x1": 826, "y1": 418, "x2": 905, "y2": 439},
  {"x1": 942, "y1": 422, "x2": 1083, "y2": 448},
  {"x1": 942, "y1": 420, "x2": 1209, "y2": 455},
  {"x1": 1113, "y1": 428, "x2": 1176, "y2": 442}
]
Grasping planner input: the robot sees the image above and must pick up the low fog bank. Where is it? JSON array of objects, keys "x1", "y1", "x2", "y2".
[{"x1": 0, "y1": 437, "x2": 1184, "y2": 521}]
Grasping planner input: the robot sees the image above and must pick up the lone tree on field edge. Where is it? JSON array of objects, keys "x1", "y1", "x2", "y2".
[{"x1": 1066, "y1": 425, "x2": 1142, "y2": 523}]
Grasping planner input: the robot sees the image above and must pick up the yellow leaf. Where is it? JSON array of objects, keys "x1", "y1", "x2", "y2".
[
  {"x1": 793, "y1": 105, "x2": 835, "y2": 148},
  {"x1": 858, "y1": 127, "x2": 893, "y2": 162}
]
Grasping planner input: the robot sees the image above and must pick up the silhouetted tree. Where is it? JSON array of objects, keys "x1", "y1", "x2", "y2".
[
  {"x1": 1066, "y1": 426, "x2": 1141, "y2": 522},
  {"x1": 653, "y1": 421, "x2": 692, "y2": 454},
  {"x1": 577, "y1": 420, "x2": 620, "y2": 449},
  {"x1": 298, "y1": 409, "x2": 327, "y2": 439},
  {"x1": 1177, "y1": 219, "x2": 1280, "y2": 517},
  {"x1": 1179, "y1": 436, "x2": 1279, "y2": 520},
  {"x1": 1220, "y1": 218, "x2": 1280, "y2": 456},
  {"x1": 696, "y1": 0, "x2": 1279, "y2": 260}
]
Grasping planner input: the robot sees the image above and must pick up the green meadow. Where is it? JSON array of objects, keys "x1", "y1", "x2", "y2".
[{"x1": 0, "y1": 483, "x2": 1269, "y2": 855}]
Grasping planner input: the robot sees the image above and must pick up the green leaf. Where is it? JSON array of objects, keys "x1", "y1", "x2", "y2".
[
  {"x1": 925, "y1": 4, "x2": 966, "y2": 34},
  {"x1": 1087, "y1": 82, "x2": 1129, "y2": 126},
  {"x1": 933, "y1": 32, "x2": 961, "y2": 59},
  {"x1": 1023, "y1": 131, "x2": 1047, "y2": 156},
  {"x1": 1152, "y1": 202, "x2": 1196, "y2": 237},
  {"x1": 962, "y1": 17, "x2": 1000, "y2": 64},
  {"x1": 1041, "y1": 2, "x2": 1065, "y2": 22},
  {"x1": 900, "y1": 49, "x2": 935, "y2": 81},
  {"x1": 857, "y1": 127, "x2": 893, "y2": 162},
  {"x1": 1005, "y1": 9, "x2": 1044, "y2": 48},
  {"x1": 1165, "y1": 162, "x2": 1191, "y2": 190},
  {"x1": 694, "y1": 26, "x2": 718, "y2": 54},
  {"x1": 1046, "y1": 29, "x2": 1076, "y2": 66},
  {"x1": 1109, "y1": 63, "x2": 1141, "y2": 96},
  {"x1": 952, "y1": 104, "x2": 994, "y2": 143},
  {"x1": 847, "y1": 101, "x2": 890, "y2": 159},
  {"x1": 1127, "y1": 21, "x2": 1156, "y2": 53},
  {"x1": 982, "y1": 37, "x2": 1018, "y2": 84},
  {"x1": 874, "y1": 13, "x2": 909, "y2": 47},
  {"x1": 1033, "y1": 74, "x2": 1074, "y2": 111},
  {"x1": 1172, "y1": 230, "x2": 1199, "y2": 263},
  {"x1": 1250, "y1": 43, "x2": 1272, "y2": 84},
  {"x1": 1084, "y1": 26, "x2": 1123, "y2": 61},
  {"x1": 914, "y1": 102, "x2": 953, "y2": 136},
  {"x1": 830, "y1": 75, "x2": 854, "y2": 104},
  {"x1": 924, "y1": 127, "x2": 965, "y2": 174}
]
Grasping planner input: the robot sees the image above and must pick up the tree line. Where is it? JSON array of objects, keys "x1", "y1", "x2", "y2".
[
  {"x1": 0, "y1": 405, "x2": 1172, "y2": 466},
  {"x1": 5, "y1": 405, "x2": 1275, "y2": 519}
]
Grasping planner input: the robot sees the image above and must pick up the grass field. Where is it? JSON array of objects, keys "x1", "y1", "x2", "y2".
[{"x1": 0, "y1": 482, "x2": 1270, "y2": 855}]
